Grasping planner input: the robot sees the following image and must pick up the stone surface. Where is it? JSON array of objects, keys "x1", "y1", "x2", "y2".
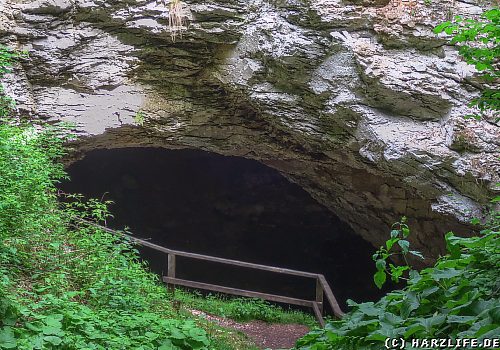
[{"x1": 1, "y1": 0, "x2": 499, "y2": 262}]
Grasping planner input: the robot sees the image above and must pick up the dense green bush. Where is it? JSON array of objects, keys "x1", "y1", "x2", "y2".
[
  {"x1": 295, "y1": 227, "x2": 499, "y2": 349},
  {"x1": 0, "y1": 122, "x2": 211, "y2": 349}
]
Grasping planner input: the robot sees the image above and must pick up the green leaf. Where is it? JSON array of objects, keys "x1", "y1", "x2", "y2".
[
  {"x1": 42, "y1": 325, "x2": 65, "y2": 336},
  {"x1": 400, "y1": 292, "x2": 419, "y2": 319},
  {"x1": 445, "y1": 232, "x2": 461, "y2": 259},
  {"x1": 401, "y1": 227, "x2": 410, "y2": 238},
  {"x1": 375, "y1": 259, "x2": 386, "y2": 271},
  {"x1": 491, "y1": 196, "x2": 500, "y2": 203},
  {"x1": 158, "y1": 341, "x2": 172, "y2": 350},
  {"x1": 431, "y1": 268, "x2": 462, "y2": 281},
  {"x1": 446, "y1": 315, "x2": 477, "y2": 324},
  {"x1": 444, "y1": 27, "x2": 455, "y2": 35},
  {"x1": 169, "y1": 328, "x2": 186, "y2": 340},
  {"x1": 25, "y1": 322, "x2": 42, "y2": 332},
  {"x1": 488, "y1": 307, "x2": 500, "y2": 323},
  {"x1": 470, "y1": 218, "x2": 481, "y2": 225},
  {"x1": 475, "y1": 324, "x2": 500, "y2": 338},
  {"x1": 418, "y1": 314, "x2": 446, "y2": 333},
  {"x1": 0, "y1": 327, "x2": 17, "y2": 349},
  {"x1": 434, "y1": 21, "x2": 451, "y2": 34},
  {"x1": 389, "y1": 264, "x2": 409, "y2": 283},
  {"x1": 409, "y1": 250, "x2": 424, "y2": 259},
  {"x1": 43, "y1": 336, "x2": 62, "y2": 346},
  {"x1": 398, "y1": 240, "x2": 410, "y2": 253},
  {"x1": 374, "y1": 270, "x2": 386, "y2": 289},
  {"x1": 475, "y1": 62, "x2": 489, "y2": 71},
  {"x1": 386, "y1": 238, "x2": 398, "y2": 251},
  {"x1": 357, "y1": 302, "x2": 380, "y2": 317},
  {"x1": 409, "y1": 270, "x2": 420, "y2": 283}
]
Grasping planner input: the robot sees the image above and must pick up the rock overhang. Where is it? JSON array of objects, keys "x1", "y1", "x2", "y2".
[{"x1": 1, "y1": 0, "x2": 498, "y2": 262}]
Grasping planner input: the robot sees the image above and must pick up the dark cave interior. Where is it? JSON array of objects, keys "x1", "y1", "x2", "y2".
[{"x1": 59, "y1": 147, "x2": 393, "y2": 312}]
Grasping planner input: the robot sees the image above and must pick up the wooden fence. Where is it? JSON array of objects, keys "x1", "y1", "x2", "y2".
[{"x1": 74, "y1": 218, "x2": 345, "y2": 326}]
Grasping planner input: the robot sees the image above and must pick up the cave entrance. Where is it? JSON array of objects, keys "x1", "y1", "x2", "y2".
[{"x1": 60, "y1": 147, "x2": 389, "y2": 311}]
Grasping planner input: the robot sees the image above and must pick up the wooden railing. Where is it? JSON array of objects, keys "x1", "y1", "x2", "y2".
[{"x1": 73, "y1": 218, "x2": 345, "y2": 326}]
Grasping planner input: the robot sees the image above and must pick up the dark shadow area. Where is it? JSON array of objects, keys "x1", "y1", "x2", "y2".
[{"x1": 60, "y1": 147, "x2": 393, "y2": 312}]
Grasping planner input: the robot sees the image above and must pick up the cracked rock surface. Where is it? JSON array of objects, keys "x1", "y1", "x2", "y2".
[{"x1": 1, "y1": 0, "x2": 498, "y2": 261}]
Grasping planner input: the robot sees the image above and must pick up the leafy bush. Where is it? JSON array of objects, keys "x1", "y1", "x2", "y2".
[
  {"x1": 295, "y1": 223, "x2": 499, "y2": 349},
  {"x1": 0, "y1": 123, "x2": 210, "y2": 349},
  {"x1": 372, "y1": 217, "x2": 424, "y2": 289}
]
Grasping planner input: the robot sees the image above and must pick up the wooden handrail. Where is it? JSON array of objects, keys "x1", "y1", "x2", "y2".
[
  {"x1": 72, "y1": 217, "x2": 345, "y2": 324},
  {"x1": 76, "y1": 218, "x2": 319, "y2": 278}
]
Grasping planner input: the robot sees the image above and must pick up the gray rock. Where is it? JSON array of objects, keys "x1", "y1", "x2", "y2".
[
  {"x1": 21, "y1": 0, "x2": 74, "y2": 15},
  {"x1": 1, "y1": 0, "x2": 498, "y2": 260}
]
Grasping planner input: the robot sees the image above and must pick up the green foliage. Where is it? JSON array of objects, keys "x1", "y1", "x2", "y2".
[
  {"x1": 372, "y1": 217, "x2": 424, "y2": 289},
  {"x1": 134, "y1": 111, "x2": 146, "y2": 126},
  {"x1": 176, "y1": 292, "x2": 316, "y2": 326},
  {"x1": 0, "y1": 122, "x2": 211, "y2": 349},
  {"x1": 434, "y1": 8, "x2": 500, "y2": 120},
  {"x1": 295, "y1": 224, "x2": 500, "y2": 349}
]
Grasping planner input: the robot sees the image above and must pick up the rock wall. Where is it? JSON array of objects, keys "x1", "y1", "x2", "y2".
[{"x1": 1, "y1": 0, "x2": 499, "y2": 262}]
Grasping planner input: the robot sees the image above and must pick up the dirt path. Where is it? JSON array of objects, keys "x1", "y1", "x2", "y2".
[{"x1": 191, "y1": 310, "x2": 309, "y2": 349}]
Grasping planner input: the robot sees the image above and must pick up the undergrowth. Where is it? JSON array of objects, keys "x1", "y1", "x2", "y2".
[
  {"x1": 0, "y1": 119, "x2": 275, "y2": 350},
  {"x1": 0, "y1": 122, "x2": 211, "y2": 349},
  {"x1": 175, "y1": 291, "x2": 316, "y2": 327},
  {"x1": 294, "y1": 224, "x2": 500, "y2": 349},
  {"x1": 0, "y1": 120, "x2": 301, "y2": 349}
]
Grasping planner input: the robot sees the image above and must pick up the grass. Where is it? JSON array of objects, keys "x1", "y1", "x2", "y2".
[{"x1": 175, "y1": 290, "x2": 317, "y2": 328}]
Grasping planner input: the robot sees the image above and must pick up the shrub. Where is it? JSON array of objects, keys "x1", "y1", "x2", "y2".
[{"x1": 294, "y1": 223, "x2": 499, "y2": 349}]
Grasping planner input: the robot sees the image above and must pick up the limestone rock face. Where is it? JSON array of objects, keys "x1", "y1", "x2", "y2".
[{"x1": 1, "y1": 0, "x2": 498, "y2": 261}]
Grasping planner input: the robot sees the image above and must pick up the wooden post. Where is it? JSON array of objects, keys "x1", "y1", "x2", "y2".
[
  {"x1": 312, "y1": 303, "x2": 326, "y2": 328},
  {"x1": 318, "y1": 275, "x2": 344, "y2": 318},
  {"x1": 167, "y1": 253, "x2": 176, "y2": 295},
  {"x1": 315, "y1": 277, "x2": 324, "y2": 316}
]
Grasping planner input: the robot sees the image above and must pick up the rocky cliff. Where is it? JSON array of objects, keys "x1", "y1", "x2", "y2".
[{"x1": 1, "y1": 0, "x2": 499, "y2": 261}]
